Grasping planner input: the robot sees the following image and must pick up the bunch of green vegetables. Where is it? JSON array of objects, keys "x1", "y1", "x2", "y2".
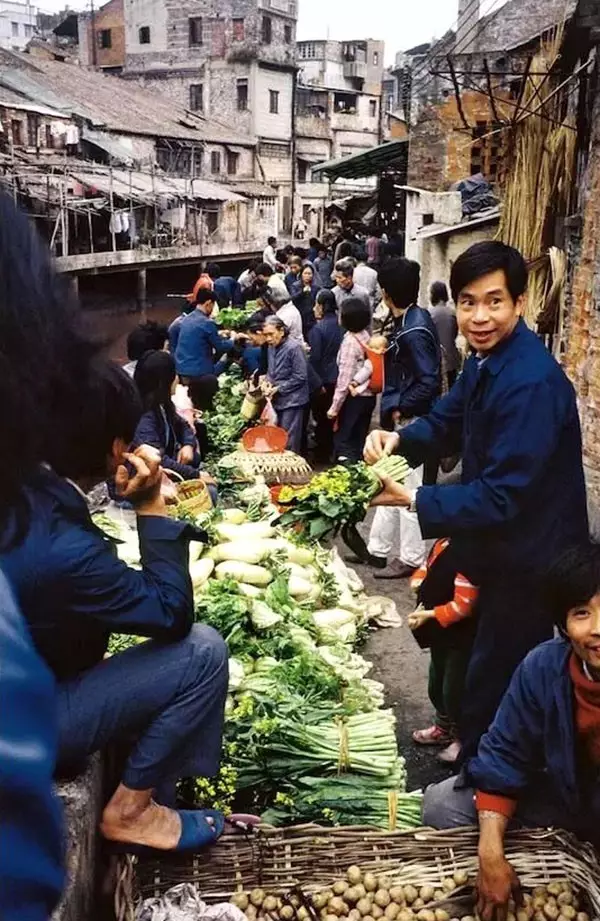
[
  {"x1": 215, "y1": 304, "x2": 257, "y2": 331},
  {"x1": 203, "y1": 368, "x2": 249, "y2": 459},
  {"x1": 277, "y1": 456, "x2": 410, "y2": 541}
]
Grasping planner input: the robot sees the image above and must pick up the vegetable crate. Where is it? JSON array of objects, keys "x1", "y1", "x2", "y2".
[{"x1": 121, "y1": 825, "x2": 600, "y2": 919}]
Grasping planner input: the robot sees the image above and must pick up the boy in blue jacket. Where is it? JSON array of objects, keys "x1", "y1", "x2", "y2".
[{"x1": 422, "y1": 542, "x2": 600, "y2": 920}]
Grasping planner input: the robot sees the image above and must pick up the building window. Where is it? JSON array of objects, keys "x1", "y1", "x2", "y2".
[
  {"x1": 139, "y1": 25, "x2": 150, "y2": 43},
  {"x1": 189, "y1": 16, "x2": 203, "y2": 46},
  {"x1": 98, "y1": 28, "x2": 112, "y2": 48},
  {"x1": 11, "y1": 119, "x2": 22, "y2": 145},
  {"x1": 211, "y1": 150, "x2": 221, "y2": 174},
  {"x1": 373, "y1": 50, "x2": 379, "y2": 66},
  {"x1": 369, "y1": 99, "x2": 377, "y2": 118},
  {"x1": 227, "y1": 151, "x2": 238, "y2": 175},
  {"x1": 284, "y1": 23, "x2": 292, "y2": 43},
  {"x1": 232, "y1": 17, "x2": 244, "y2": 41},
  {"x1": 24, "y1": 23, "x2": 33, "y2": 37},
  {"x1": 189, "y1": 83, "x2": 204, "y2": 112},
  {"x1": 298, "y1": 159, "x2": 307, "y2": 183},
  {"x1": 26, "y1": 114, "x2": 37, "y2": 147},
  {"x1": 269, "y1": 90, "x2": 279, "y2": 114},
  {"x1": 261, "y1": 15, "x2": 272, "y2": 44},
  {"x1": 334, "y1": 91, "x2": 358, "y2": 113},
  {"x1": 236, "y1": 78, "x2": 248, "y2": 111},
  {"x1": 11, "y1": 21, "x2": 18, "y2": 36},
  {"x1": 45, "y1": 124, "x2": 53, "y2": 148},
  {"x1": 298, "y1": 42, "x2": 317, "y2": 59}
]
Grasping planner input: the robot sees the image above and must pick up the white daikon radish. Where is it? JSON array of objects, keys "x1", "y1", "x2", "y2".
[
  {"x1": 188, "y1": 541, "x2": 205, "y2": 563},
  {"x1": 222, "y1": 508, "x2": 247, "y2": 524},
  {"x1": 215, "y1": 561, "x2": 273, "y2": 586},
  {"x1": 189, "y1": 558, "x2": 215, "y2": 589},
  {"x1": 215, "y1": 521, "x2": 275, "y2": 543},
  {"x1": 238, "y1": 583, "x2": 262, "y2": 598},
  {"x1": 288, "y1": 575, "x2": 314, "y2": 597}
]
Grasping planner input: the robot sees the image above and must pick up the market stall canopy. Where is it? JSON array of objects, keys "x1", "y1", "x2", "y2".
[
  {"x1": 69, "y1": 168, "x2": 246, "y2": 204},
  {"x1": 312, "y1": 140, "x2": 408, "y2": 181}
]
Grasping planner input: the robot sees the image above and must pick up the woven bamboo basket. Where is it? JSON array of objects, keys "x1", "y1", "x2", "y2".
[
  {"x1": 124, "y1": 825, "x2": 600, "y2": 917},
  {"x1": 166, "y1": 479, "x2": 213, "y2": 519},
  {"x1": 218, "y1": 450, "x2": 312, "y2": 486}
]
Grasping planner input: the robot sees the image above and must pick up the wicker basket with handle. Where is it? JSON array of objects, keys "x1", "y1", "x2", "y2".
[
  {"x1": 166, "y1": 478, "x2": 213, "y2": 519},
  {"x1": 123, "y1": 825, "x2": 600, "y2": 917}
]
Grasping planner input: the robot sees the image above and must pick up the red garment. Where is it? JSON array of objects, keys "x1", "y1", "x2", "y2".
[
  {"x1": 410, "y1": 539, "x2": 479, "y2": 627},
  {"x1": 476, "y1": 652, "x2": 600, "y2": 818},
  {"x1": 569, "y1": 652, "x2": 600, "y2": 765}
]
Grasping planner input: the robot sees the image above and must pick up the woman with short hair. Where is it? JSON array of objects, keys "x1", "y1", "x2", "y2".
[{"x1": 263, "y1": 316, "x2": 309, "y2": 455}]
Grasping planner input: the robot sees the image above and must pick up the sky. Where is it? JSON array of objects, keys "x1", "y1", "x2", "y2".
[{"x1": 296, "y1": 0, "x2": 465, "y2": 65}]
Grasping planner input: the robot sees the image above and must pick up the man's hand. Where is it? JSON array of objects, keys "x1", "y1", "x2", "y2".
[
  {"x1": 476, "y1": 854, "x2": 521, "y2": 921},
  {"x1": 115, "y1": 445, "x2": 166, "y2": 515},
  {"x1": 177, "y1": 445, "x2": 195, "y2": 465},
  {"x1": 370, "y1": 474, "x2": 411, "y2": 508},
  {"x1": 327, "y1": 408, "x2": 337, "y2": 420},
  {"x1": 364, "y1": 430, "x2": 400, "y2": 464},
  {"x1": 407, "y1": 608, "x2": 435, "y2": 630}
]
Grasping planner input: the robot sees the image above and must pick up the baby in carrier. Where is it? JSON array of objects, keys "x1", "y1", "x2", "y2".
[{"x1": 348, "y1": 334, "x2": 387, "y2": 396}]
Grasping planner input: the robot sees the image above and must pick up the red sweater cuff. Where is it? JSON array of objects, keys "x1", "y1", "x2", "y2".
[{"x1": 476, "y1": 791, "x2": 517, "y2": 818}]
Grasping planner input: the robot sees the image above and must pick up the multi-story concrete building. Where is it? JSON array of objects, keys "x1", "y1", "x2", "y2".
[
  {"x1": 295, "y1": 38, "x2": 384, "y2": 236},
  {"x1": 118, "y1": 0, "x2": 297, "y2": 232},
  {"x1": 0, "y1": 0, "x2": 36, "y2": 51}
]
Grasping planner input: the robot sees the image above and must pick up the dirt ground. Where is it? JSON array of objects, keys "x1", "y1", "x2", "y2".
[{"x1": 343, "y1": 515, "x2": 454, "y2": 794}]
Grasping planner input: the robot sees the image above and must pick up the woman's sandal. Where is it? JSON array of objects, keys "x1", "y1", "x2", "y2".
[{"x1": 105, "y1": 808, "x2": 229, "y2": 857}]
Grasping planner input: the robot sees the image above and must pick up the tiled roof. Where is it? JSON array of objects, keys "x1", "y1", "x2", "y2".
[{"x1": 0, "y1": 55, "x2": 256, "y2": 146}]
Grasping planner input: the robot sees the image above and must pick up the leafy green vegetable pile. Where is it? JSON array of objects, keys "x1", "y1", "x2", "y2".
[
  {"x1": 202, "y1": 366, "x2": 249, "y2": 463},
  {"x1": 278, "y1": 456, "x2": 410, "y2": 541},
  {"x1": 215, "y1": 302, "x2": 258, "y2": 332}
]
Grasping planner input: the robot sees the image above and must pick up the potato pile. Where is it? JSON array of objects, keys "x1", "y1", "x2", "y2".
[
  {"x1": 229, "y1": 870, "x2": 591, "y2": 921},
  {"x1": 230, "y1": 867, "x2": 470, "y2": 921}
]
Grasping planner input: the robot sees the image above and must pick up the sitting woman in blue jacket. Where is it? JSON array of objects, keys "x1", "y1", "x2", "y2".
[
  {"x1": 423, "y1": 542, "x2": 600, "y2": 919},
  {"x1": 134, "y1": 349, "x2": 202, "y2": 480},
  {"x1": 0, "y1": 193, "x2": 234, "y2": 858}
]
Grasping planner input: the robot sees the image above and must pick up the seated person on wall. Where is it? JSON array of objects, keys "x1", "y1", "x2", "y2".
[
  {"x1": 0, "y1": 193, "x2": 231, "y2": 855},
  {"x1": 423, "y1": 542, "x2": 600, "y2": 918}
]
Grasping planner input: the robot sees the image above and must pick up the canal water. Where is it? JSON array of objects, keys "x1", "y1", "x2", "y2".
[{"x1": 80, "y1": 259, "x2": 249, "y2": 363}]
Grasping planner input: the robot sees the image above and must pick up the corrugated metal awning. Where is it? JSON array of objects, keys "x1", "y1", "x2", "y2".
[
  {"x1": 312, "y1": 139, "x2": 408, "y2": 181},
  {"x1": 82, "y1": 127, "x2": 135, "y2": 167}
]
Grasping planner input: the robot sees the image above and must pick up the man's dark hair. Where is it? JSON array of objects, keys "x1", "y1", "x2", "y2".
[
  {"x1": 206, "y1": 262, "x2": 221, "y2": 279},
  {"x1": 450, "y1": 241, "x2": 528, "y2": 304},
  {"x1": 248, "y1": 259, "x2": 261, "y2": 273},
  {"x1": 340, "y1": 297, "x2": 371, "y2": 333},
  {"x1": 378, "y1": 257, "x2": 420, "y2": 309},
  {"x1": 195, "y1": 288, "x2": 215, "y2": 306},
  {"x1": 316, "y1": 289, "x2": 338, "y2": 315},
  {"x1": 545, "y1": 544, "x2": 600, "y2": 631},
  {"x1": 126, "y1": 321, "x2": 168, "y2": 361},
  {"x1": 256, "y1": 262, "x2": 273, "y2": 278},
  {"x1": 430, "y1": 281, "x2": 449, "y2": 306},
  {"x1": 267, "y1": 236, "x2": 277, "y2": 246},
  {"x1": 309, "y1": 237, "x2": 320, "y2": 248},
  {"x1": 48, "y1": 359, "x2": 142, "y2": 482}
]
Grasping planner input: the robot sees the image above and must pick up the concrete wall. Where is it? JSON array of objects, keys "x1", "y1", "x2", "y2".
[
  {"x1": 0, "y1": 104, "x2": 71, "y2": 150},
  {"x1": 253, "y1": 63, "x2": 293, "y2": 139},
  {"x1": 125, "y1": 0, "x2": 168, "y2": 53},
  {"x1": 409, "y1": 220, "x2": 499, "y2": 307}
]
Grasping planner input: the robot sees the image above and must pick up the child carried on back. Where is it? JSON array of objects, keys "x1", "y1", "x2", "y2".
[
  {"x1": 348, "y1": 334, "x2": 387, "y2": 396},
  {"x1": 408, "y1": 538, "x2": 479, "y2": 764}
]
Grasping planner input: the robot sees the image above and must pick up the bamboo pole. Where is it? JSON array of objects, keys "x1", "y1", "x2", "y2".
[{"x1": 109, "y1": 165, "x2": 116, "y2": 252}]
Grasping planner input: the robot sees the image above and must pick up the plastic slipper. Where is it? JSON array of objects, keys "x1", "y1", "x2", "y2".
[{"x1": 106, "y1": 807, "x2": 225, "y2": 856}]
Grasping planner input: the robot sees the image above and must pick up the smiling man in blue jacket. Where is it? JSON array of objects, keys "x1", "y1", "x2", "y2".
[{"x1": 365, "y1": 242, "x2": 588, "y2": 759}]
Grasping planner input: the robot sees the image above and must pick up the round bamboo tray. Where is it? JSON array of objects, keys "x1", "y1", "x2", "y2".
[{"x1": 122, "y1": 825, "x2": 600, "y2": 917}]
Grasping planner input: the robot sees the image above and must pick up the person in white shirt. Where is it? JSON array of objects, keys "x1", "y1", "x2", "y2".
[
  {"x1": 256, "y1": 263, "x2": 289, "y2": 300},
  {"x1": 262, "y1": 286, "x2": 305, "y2": 344},
  {"x1": 263, "y1": 236, "x2": 279, "y2": 272},
  {"x1": 353, "y1": 250, "x2": 383, "y2": 313}
]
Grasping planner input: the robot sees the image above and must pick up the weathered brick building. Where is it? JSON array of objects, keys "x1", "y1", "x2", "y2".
[
  {"x1": 78, "y1": 0, "x2": 126, "y2": 72},
  {"x1": 120, "y1": 0, "x2": 297, "y2": 231},
  {"x1": 400, "y1": 0, "x2": 576, "y2": 191}
]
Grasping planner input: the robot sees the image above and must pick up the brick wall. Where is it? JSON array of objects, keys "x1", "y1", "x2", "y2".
[
  {"x1": 407, "y1": 89, "x2": 512, "y2": 190},
  {"x1": 82, "y1": 0, "x2": 125, "y2": 69},
  {"x1": 563, "y1": 70, "x2": 600, "y2": 486}
]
